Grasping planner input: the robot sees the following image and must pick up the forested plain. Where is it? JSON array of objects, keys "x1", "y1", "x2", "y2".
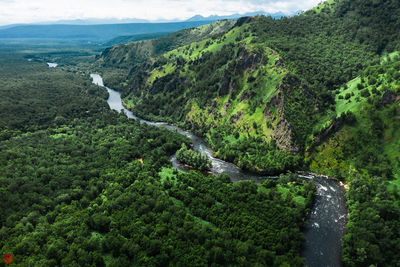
[{"x1": 0, "y1": 48, "x2": 316, "y2": 266}]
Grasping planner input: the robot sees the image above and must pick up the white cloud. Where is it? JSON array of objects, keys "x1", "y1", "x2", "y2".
[{"x1": 0, "y1": 0, "x2": 322, "y2": 25}]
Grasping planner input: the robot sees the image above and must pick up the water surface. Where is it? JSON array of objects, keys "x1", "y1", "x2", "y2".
[
  {"x1": 47, "y1": 62, "x2": 58, "y2": 68},
  {"x1": 301, "y1": 176, "x2": 347, "y2": 267}
]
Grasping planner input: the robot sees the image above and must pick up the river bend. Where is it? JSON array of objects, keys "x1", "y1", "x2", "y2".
[{"x1": 91, "y1": 73, "x2": 346, "y2": 267}]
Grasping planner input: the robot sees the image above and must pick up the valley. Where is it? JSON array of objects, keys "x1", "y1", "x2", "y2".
[
  {"x1": 0, "y1": 0, "x2": 400, "y2": 266},
  {"x1": 93, "y1": 73, "x2": 347, "y2": 267},
  {"x1": 0, "y1": 45, "x2": 314, "y2": 267},
  {"x1": 95, "y1": 0, "x2": 400, "y2": 265}
]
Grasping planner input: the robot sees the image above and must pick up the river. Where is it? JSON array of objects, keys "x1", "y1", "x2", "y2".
[
  {"x1": 47, "y1": 62, "x2": 58, "y2": 68},
  {"x1": 91, "y1": 73, "x2": 347, "y2": 267}
]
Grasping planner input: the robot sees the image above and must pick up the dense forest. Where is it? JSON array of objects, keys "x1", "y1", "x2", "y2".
[
  {"x1": 1, "y1": 0, "x2": 400, "y2": 266},
  {"x1": 96, "y1": 0, "x2": 400, "y2": 265},
  {"x1": 342, "y1": 174, "x2": 400, "y2": 266},
  {"x1": 175, "y1": 143, "x2": 212, "y2": 171},
  {"x1": 0, "y1": 48, "x2": 316, "y2": 266}
]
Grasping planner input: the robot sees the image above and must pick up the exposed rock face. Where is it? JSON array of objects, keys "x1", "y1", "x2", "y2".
[
  {"x1": 236, "y1": 47, "x2": 262, "y2": 70},
  {"x1": 220, "y1": 70, "x2": 233, "y2": 96},
  {"x1": 264, "y1": 74, "x2": 317, "y2": 153},
  {"x1": 274, "y1": 118, "x2": 298, "y2": 153},
  {"x1": 380, "y1": 91, "x2": 397, "y2": 106},
  {"x1": 264, "y1": 92, "x2": 299, "y2": 153},
  {"x1": 219, "y1": 46, "x2": 262, "y2": 97},
  {"x1": 312, "y1": 116, "x2": 346, "y2": 147}
]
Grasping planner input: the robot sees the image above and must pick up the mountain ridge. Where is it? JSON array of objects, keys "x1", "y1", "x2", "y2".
[
  {"x1": 185, "y1": 11, "x2": 295, "y2": 22},
  {"x1": 97, "y1": 0, "x2": 400, "y2": 176},
  {"x1": 0, "y1": 9, "x2": 296, "y2": 28}
]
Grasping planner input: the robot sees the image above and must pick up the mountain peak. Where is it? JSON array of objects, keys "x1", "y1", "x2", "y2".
[{"x1": 186, "y1": 11, "x2": 294, "y2": 22}]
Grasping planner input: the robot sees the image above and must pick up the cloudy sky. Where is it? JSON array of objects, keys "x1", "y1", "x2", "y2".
[{"x1": 0, "y1": 0, "x2": 322, "y2": 25}]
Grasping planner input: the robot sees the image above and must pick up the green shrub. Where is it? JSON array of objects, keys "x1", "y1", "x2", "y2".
[
  {"x1": 361, "y1": 89, "x2": 371, "y2": 98},
  {"x1": 176, "y1": 143, "x2": 212, "y2": 171}
]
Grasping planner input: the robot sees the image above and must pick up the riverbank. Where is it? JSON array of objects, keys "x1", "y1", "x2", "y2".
[
  {"x1": 298, "y1": 171, "x2": 350, "y2": 191},
  {"x1": 91, "y1": 73, "x2": 347, "y2": 267}
]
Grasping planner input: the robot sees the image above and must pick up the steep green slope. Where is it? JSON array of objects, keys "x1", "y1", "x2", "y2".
[
  {"x1": 308, "y1": 0, "x2": 338, "y2": 14},
  {"x1": 97, "y1": 0, "x2": 400, "y2": 173},
  {"x1": 93, "y1": 1, "x2": 400, "y2": 265},
  {"x1": 98, "y1": 0, "x2": 400, "y2": 175},
  {"x1": 96, "y1": 20, "x2": 235, "y2": 93},
  {"x1": 121, "y1": 19, "x2": 316, "y2": 174},
  {"x1": 309, "y1": 52, "x2": 400, "y2": 181},
  {"x1": 307, "y1": 53, "x2": 400, "y2": 267},
  {"x1": 99, "y1": 20, "x2": 235, "y2": 68}
]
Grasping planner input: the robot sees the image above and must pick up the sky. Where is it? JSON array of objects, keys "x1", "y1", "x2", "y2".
[{"x1": 0, "y1": 0, "x2": 322, "y2": 25}]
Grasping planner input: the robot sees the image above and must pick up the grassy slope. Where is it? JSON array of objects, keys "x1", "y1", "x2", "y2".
[
  {"x1": 169, "y1": 39, "x2": 284, "y2": 139},
  {"x1": 308, "y1": 52, "x2": 400, "y2": 184},
  {"x1": 123, "y1": 20, "x2": 308, "y2": 173},
  {"x1": 96, "y1": 20, "x2": 236, "y2": 94},
  {"x1": 139, "y1": 22, "x2": 280, "y2": 129},
  {"x1": 309, "y1": 0, "x2": 338, "y2": 14},
  {"x1": 100, "y1": 0, "x2": 400, "y2": 178}
]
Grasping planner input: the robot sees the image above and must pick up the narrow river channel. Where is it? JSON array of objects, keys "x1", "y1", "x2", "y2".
[{"x1": 91, "y1": 73, "x2": 347, "y2": 267}]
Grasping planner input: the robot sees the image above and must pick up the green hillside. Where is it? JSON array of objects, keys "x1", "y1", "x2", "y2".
[
  {"x1": 98, "y1": 0, "x2": 400, "y2": 175},
  {"x1": 103, "y1": 18, "x2": 320, "y2": 174},
  {"x1": 308, "y1": 0, "x2": 338, "y2": 14},
  {"x1": 96, "y1": 20, "x2": 236, "y2": 91},
  {"x1": 96, "y1": 1, "x2": 400, "y2": 265},
  {"x1": 309, "y1": 51, "x2": 400, "y2": 181}
]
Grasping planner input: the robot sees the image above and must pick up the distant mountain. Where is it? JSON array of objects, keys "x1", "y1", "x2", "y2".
[
  {"x1": 103, "y1": 32, "x2": 171, "y2": 46},
  {"x1": 0, "y1": 21, "x2": 213, "y2": 41},
  {"x1": 186, "y1": 11, "x2": 297, "y2": 21},
  {"x1": 0, "y1": 10, "x2": 301, "y2": 29},
  {"x1": 0, "y1": 24, "x2": 25, "y2": 30},
  {"x1": 46, "y1": 18, "x2": 151, "y2": 25}
]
